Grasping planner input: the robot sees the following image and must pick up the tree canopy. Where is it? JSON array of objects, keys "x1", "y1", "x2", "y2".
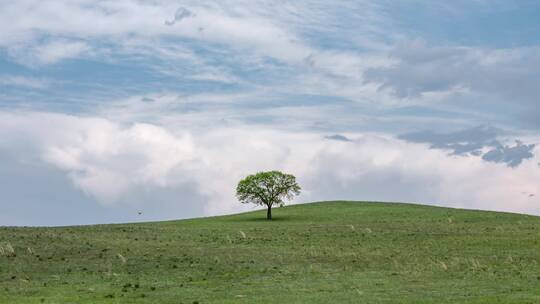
[{"x1": 236, "y1": 171, "x2": 301, "y2": 220}]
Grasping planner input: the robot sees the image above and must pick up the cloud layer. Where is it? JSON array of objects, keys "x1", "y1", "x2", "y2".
[{"x1": 1, "y1": 111, "x2": 538, "y2": 225}]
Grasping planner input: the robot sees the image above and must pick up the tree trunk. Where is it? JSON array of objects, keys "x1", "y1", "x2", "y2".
[{"x1": 266, "y1": 205, "x2": 272, "y2": 220}]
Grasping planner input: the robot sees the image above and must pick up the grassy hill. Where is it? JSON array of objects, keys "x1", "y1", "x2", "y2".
[{"x1": 1, "y1": 201, "x2": 540, "y2": 303}]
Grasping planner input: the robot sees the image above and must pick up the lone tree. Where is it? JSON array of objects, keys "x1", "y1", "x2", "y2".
[{"x1": 236, "y1": 171, "x2": 301, "y2": 220}]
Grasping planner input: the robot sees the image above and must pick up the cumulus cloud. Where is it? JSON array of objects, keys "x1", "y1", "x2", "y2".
[
  {"x1": 0, "y1": 112, "x2": 195, "y2": 202},
  {"x1": 0, "y1": 111, "x2": 539, "y2": 224}
]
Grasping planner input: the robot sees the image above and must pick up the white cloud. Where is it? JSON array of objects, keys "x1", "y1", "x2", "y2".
[
  {"x1": 0, "y1": 111, "x2": 539, "y2": 219},
  {"x1": 0, "y1": 112, "x2": 195, "y2": 202},
  {"x1": 0, "y1": 0, "x2": 316, "y2": 65},
  {"x1": 0, "y1": 75, "x2": 50, "y2": 89},
  {"x1": 33, "y1": 40, "x2": 89, "y2": 65},
  {"x1": 0, "y1": 0, "x2": 391, "y2": 76},
  {"x1": 8, "y1": 39, "x2": 90, "y2": 66},
  {"x1": 2, "y1": 1, "x2": 539, "y2": 129}
]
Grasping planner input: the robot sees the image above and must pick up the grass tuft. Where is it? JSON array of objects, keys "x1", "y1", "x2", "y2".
[
  {"x1": 117, "y1": 253, "x2": 127, "y2": 264},
  {"x1": 0, "y1": 243, "x2": 15, "y2": 257}
]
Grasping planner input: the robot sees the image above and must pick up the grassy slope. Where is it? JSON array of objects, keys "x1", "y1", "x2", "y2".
[{"x1": 1, "y1": 201, "x2": 540, "y2": 303}]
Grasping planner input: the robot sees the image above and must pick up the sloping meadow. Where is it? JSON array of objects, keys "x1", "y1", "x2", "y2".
[{"x1": 1, "y1": 201, "x2": 540, "y2": 303}]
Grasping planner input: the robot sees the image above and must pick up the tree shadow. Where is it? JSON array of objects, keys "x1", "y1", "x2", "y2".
[{"x1": 233, "y1": 215, "x2": 305, "y2": 222}]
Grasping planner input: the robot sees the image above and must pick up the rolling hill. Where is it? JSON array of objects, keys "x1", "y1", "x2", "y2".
[{"x1": 1, "y1": 201, "x2": 539, "y2": 303}]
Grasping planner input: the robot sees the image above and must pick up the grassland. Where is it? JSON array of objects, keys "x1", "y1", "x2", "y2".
[{"x1": 1, "y1": 201, "x2": 540, "y2": 303}]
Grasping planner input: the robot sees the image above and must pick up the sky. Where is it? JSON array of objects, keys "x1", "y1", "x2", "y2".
[{"x1": 1, "y1": 0, "x2": 539, "y2": 226}]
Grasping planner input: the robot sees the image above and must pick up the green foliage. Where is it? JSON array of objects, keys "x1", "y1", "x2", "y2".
[
  {"x1": 236, "y1": 171, "x2": 301, "y2": 219},
  {"x1": 236, "y1": 171, "x2": 301, "y2": 207},
  {"x1": 1, "y1": 201, "x2": 540, "y2": 303}
]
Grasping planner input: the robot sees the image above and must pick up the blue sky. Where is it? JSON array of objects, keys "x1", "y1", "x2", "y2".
[{"x1": 0, "y1": 1, "x2": 539, "y2": 226}]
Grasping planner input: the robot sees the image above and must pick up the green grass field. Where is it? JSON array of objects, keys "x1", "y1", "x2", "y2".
[{"x1": 1, "y1": 201, "x2": 540, "y2": 303}]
